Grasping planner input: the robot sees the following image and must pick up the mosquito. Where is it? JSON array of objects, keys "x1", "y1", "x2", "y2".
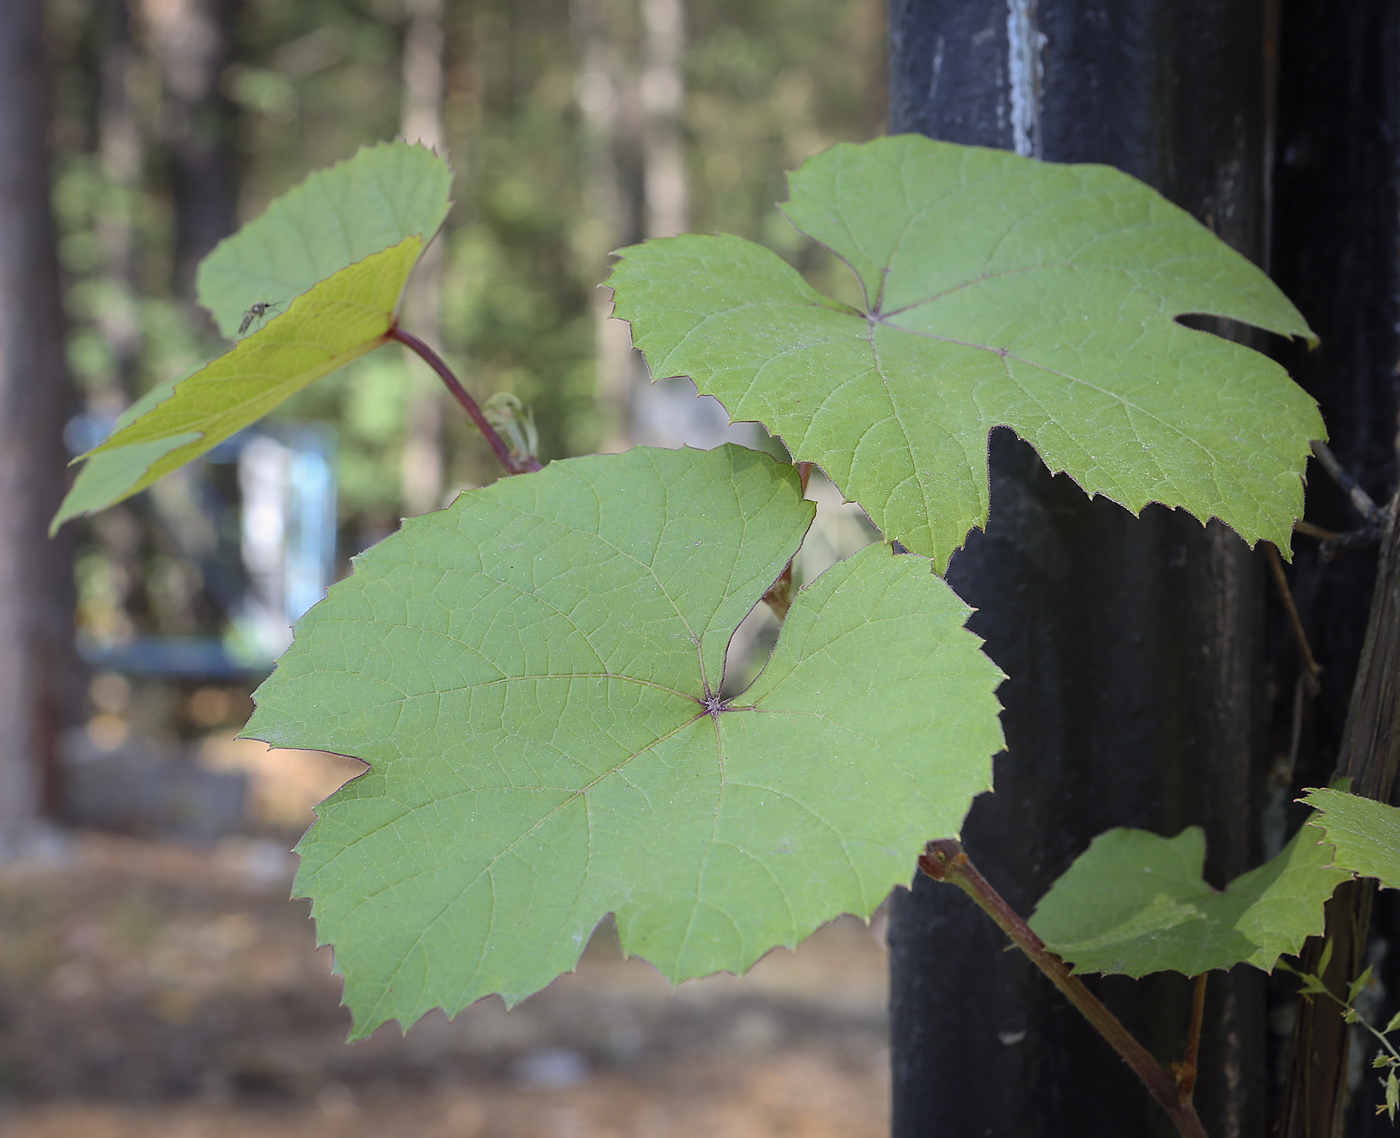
[{"x1": 238, "y1": 300, "x2": 284, "y2": 336}]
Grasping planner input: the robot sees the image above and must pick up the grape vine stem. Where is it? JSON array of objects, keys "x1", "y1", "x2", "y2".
[
  {"x1": 919, "y1": 840, "x2": 1209, "y2": 1138},
  {"x1": 390, "y1": 325, "x2": 542, "y2": 475}
]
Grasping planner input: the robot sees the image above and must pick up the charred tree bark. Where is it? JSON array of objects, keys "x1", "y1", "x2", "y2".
[
  {"x1": 1270, "y1": 4, "x2": 1400, "y2": 1134},
  {"x1": 0, "y1": 0, "x2": 81, "y2": 844},
  {"x1": 888, "y1": 3, "x2": 1276, "y2": 1134}
]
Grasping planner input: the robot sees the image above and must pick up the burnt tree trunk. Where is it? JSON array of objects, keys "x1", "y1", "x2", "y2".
[
  {"x1": 0, "y1": 0, "x2": 80, "y2": 845},
  {"x1": 1270, "y1": 4, "x2": 1400, "y2": 1134},
  {"x1": 887, "y1": 3, "x2": 1276, "y2": 1135}
]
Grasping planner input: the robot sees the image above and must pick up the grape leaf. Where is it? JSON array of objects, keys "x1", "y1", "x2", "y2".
[
  {"x1": 1027, "y1": 823, "x2": 1349, "y2": 977},
  {"x1": 54, "y1": 239, "x2": 420, "y2": 523},
  {"x1": 1302, "y1": 788, "x2": 1400, "y2": 887},
  {"x1": 198, "y1": 140, "x2": 452, "y2": 339},
  {"x1": 607, "y1": 134, "x2": 1322, "y2": 570},
  {"x1": 48, "y1": 371, "x2": 191, "y2": 535},
  {"x1": 243, "y1": 444, "x2": 1005, "y2": 1037}
]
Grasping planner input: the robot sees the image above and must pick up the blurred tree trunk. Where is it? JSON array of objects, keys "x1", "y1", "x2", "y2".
[
  {"x1": 0, "y1": 0, "x2": 80, "y2": 846},
  {"x1": 574, "y1": 0, "x2": 640, "y2": 452},
  {"x1": 145, "y1": 0, "x2": 239, "y2": 298},
  {"x1": 629, "y1": 0, "x2": 720, "y2": 448},
  {"x1": 96, "y1": 0, "x2": 142, "y2": 405},
  {"x1": 399, "y1": 0, "x2": 446, "y2": 514},
  {"x1": 577, "y1": 0, "x2": 733, "y2": 451}
]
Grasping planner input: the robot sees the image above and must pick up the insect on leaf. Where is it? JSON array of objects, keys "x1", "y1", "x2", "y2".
[
  {"x1": 198, "y1": 140, "x2": 452, "y2": 339},
  {"x1": 53, "y1": 141, "x2": 453, "y2": 531},
  {"x1": 53, "y1": 239, "x2": 422, "y2": 526},
  {"x1": 243, "y1": 444, "x2": 1005, "y2": 1038},
  {"x1": 608, "y1": 134, "x2": 1322, "y2": 570}
]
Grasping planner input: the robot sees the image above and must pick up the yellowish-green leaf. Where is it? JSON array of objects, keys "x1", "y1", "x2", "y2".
[
  {"x1": 48, "y1": 371, "x2": 191, "y2": 535},
  {"x1": 55, "y1": 238, "x2": 419, "y2": 522},
  {"x1": 197, "y1": 140, "x2": 451, "y2": 339}
]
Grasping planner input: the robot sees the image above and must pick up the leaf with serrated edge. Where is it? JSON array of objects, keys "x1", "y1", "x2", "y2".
[
  {"x1": 1303, "y1": 788, "x2": 1400, "y2": 888},
  {"x1": 198, "y1": 141, "x2": 451, "y2": 339},
  {"x1": 608, "y1": 134, "x2": 1322, "y2": 570},
  {"x1": 243, "y1": 445, "x2": 1005, "y2": 1038},
  {"x1": 1028, "y1": 822, "x2": 1349, "y2": 977},
  {"x1": 53, "y1": 239, "x2": 419, "y2": 521}
]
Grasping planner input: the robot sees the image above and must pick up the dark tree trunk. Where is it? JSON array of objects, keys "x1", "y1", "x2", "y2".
[
  {"x1": 888, "y1": 3, "x2": 1277, "y2": 1135},
  {"x1": 1269, "y1": 4, "x2": 1400, "y2": 1135},
  {"x1": 0, "y1": 0, "x2": 81, "y2": 844}
]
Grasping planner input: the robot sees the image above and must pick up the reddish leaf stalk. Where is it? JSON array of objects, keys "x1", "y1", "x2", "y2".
[
  {"x1": 1176, "y1": 971, "x2": 1208, "y2": 1102},
  {"x1": 919, "y1": 840, "x2": 1209, "y2": 1138},
  {"x1": 389, "y1": 325, "x2": 541, "y2": 475}
]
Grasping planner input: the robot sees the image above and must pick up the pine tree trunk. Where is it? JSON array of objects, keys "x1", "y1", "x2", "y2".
[{"x1": 0, "y1": 0, "x2": 80, "y2": 849}]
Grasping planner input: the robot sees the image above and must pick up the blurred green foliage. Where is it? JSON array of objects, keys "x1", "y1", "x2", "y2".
[{"x1": 46, "y1": 0, "x2": 884, "y2": 645}]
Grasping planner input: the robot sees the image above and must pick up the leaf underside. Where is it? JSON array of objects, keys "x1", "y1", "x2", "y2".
[
  {"x1": 53, "y1": 142, "x2": 453, "y2": 532},
  {"x1": 243, "y1": 444, "x2": 1005, "y2": 1038},
  {"x1": 53, "y1": 239, "x2": 421, "y2": 527},
  {"x1": 1028, "y1": 822, "x2": 1349, "y2": 977},
  {"x1": 608, "y1": 134, "x2": 1322, "y2": 570},
  {"x1": 1302, "y1": 788, "x2": 1400, "y2": 888},
  {"x1": 197, "y1": 140, "x2": 452, "y2": 339}
]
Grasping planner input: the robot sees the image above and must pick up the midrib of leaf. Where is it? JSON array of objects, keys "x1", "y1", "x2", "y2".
[{"x1": 863, "y1": 323, "x2": 943, "y2": 557}]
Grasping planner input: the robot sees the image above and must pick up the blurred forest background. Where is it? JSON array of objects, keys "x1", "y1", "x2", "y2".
[
  {"x1": 0, "y1": 3, "x2": 892, "y2": 1133},
  {"x1": 42, "y1": 0, "x2": 885, "y2": 785}
]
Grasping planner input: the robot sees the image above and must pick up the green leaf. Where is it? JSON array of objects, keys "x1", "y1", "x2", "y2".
[
  {"x1": 1351, "y1": 963, "x2": 1375, "y2": 1004},
  {"x1": 1028, "y1": 822, "x2": 1349, "y2": 977},
  {"x1": 54, "y1": 238, "x2": 420, "y2": 523},
  {"x1": 48, "y1": 371, "x2": 192, "y2": 535},
  {"x1": 608, "y1": 135, "x2": 1322, "y2": 569},
  {"x1": 243, "y1": 444, "x2": 1005, "y2": 1037},
  {"x1": 197, "y1": 140, "x2": 452, "y2": 339},
  {"x1": 1319, "y1": 936, "x2": 1335, "y2": 977},
  {"x1": 1302, "y1": 788, "x2": 1400, "y2": 887}
]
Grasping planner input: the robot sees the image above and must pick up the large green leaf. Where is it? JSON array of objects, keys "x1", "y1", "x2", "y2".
[
  {"x1": 1028, "y1": 823, "x2": 1349, "y2": 977},
  {"x1": 197, "y1": 140, "x2": 452, "y2": 339},
  {"x1": 54, "y1": 239, "x2": 420, "y2": 523},
  {"x1": 608, "y1": 134, "x2": 1322, "y2": 569},
  {"x1": 1303, "y1": 788, "x2": 1400, "y2": 887},
  {"x1": 243, "y1": 444, "x2": 1005, "y2": 1037}
]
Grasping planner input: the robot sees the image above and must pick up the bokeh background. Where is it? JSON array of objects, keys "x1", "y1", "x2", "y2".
[{"x1": 1, "y1": 0, "x2": 892, "y2": 1134}]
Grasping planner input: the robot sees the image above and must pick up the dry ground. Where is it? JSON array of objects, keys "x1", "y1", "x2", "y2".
[{"x1": 0, "y1": 831, "x2": 890, "y2": 1138}]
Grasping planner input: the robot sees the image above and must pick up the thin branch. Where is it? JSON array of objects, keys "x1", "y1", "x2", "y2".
[
  {"x1": 919, "y1": 841, "x2": 1209, "y2": 1138},
  {"x1": 1265, "y1": 542, "x2": 1323, "y2": 691},
  {"x1": 390, "y1": 326, "x2": 542, "y2": 475},
  {"x1": 1312, "y1": 440, "x2": 1382, "y2": 526},
  {"x1": 1175, "y1": 972, "x2": 1208, "y2": 1103},
  {"x1": 1294, "y1": 519, "x2": 1341, "y2": 542},
  {"x1": 1320, "y1": 527, "x2": 1385, "y2": 562}
]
